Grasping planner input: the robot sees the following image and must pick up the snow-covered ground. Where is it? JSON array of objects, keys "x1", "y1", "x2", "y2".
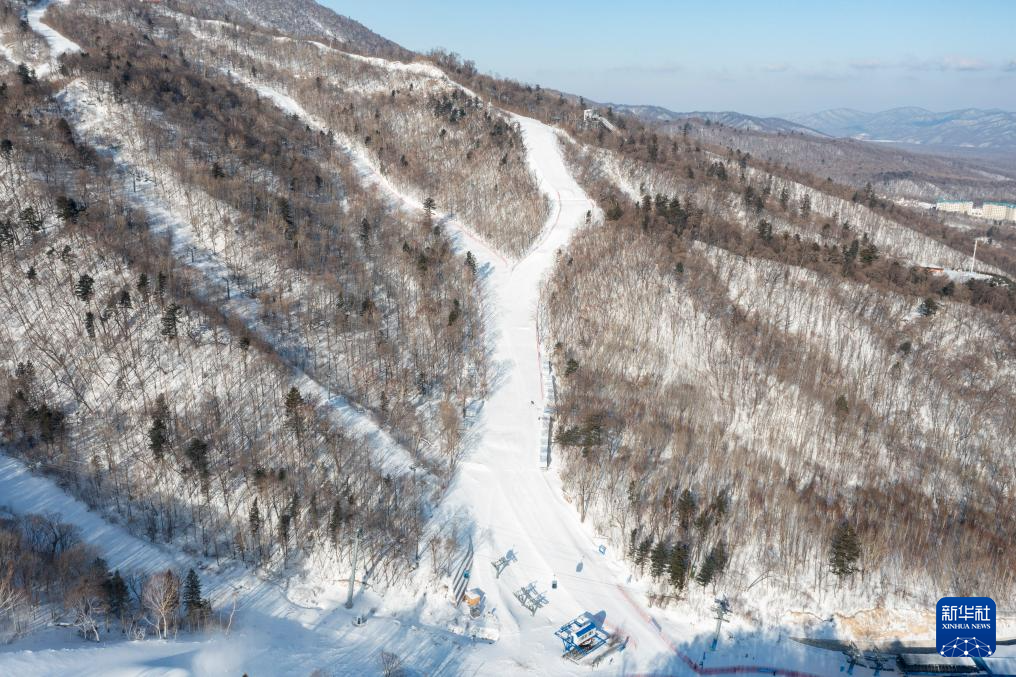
[
  {"x1": 0, "y1": 455, "x2": 186, "y2": 574},
  {"x1": 236, "y1": 78, "x2": 886, "y2": 674},
  {"x1": 12, "y1": 7, "x2": 1014, "y2": 677},
  {"x1": 25, "y1": 0, "x2": 80, "y2": 77},
  {"x1": 0, "y1": 449, "x2": 475, "y2": 677},
  {"x1": 53, "y1": 78, "x2": 421, "y2": 481},
  {"x1": 0, "y1": 39, "x2": 14, "y2": 66},
  {"x1": 940, "y1": 268, "x2": 995, "y2": 283}
]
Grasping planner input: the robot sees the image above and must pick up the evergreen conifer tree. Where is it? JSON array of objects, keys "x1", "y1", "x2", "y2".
[
  {"x1": 627, "y1": 528, "x2": 639, "y2": 562},
  {"x1": 249, "y1": 499, "x2": 262, "y2": 538},
  {"x1": 422, "y1": 197, "x2": 436, "y2": 229},
  {"x1": 669, "y1": 543, "x2": 690, "y2": 591},
  {"x1": 329, "y1": 499, "x2": 343, "y2": 545},
  {"x1": 635, "y1": 536, "x2": 653, "y2": 574},
  {"x1": 829, "y1": 521, "x2": 861, "y2": 579},
  {"x1": 149, "y1": 416, "x2": 168, "y2": 461},
  {"x1": 650, "y1": 541, "x2": 670, "y2": 580},
  {"x1": 104, "y1": 570, "x2": 129, "y2": 622},
  {"x1": 284, "y1": 386, "x2": 305, "y2": 439},
  {"x1": 183, "y1": 568, "x2": 203, "y2": 614},
  {"x1": 185, "y1": 438, "x2": 210, "y2": 488},
  {"x1": 156, "y1": 272, "x2": 168, "y2": 301},
  {"x1": 918, "y1": 297, "x2": 939, "y2": 317},
  {"x1": 696, "y1": 541, "x2": 728, "y2": 587},
  {"x1": 161, "y1": 303, "x2": 180, "y2": 339},
  {"x1": 74, "y1": 273, "x2": 94, "y2": 302},
  {"x1": 677, "y1": 489, "x2": 697, "y2": 531}
]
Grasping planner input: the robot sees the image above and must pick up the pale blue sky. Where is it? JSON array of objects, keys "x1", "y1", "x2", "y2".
[{"x1": 322, "y1": 0, "x2": 1016, "y2": 115}]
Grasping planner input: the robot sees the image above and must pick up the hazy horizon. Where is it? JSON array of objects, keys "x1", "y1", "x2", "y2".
[{"x1": 324, "y1": 0, "x2": 1016, "y2": 116}]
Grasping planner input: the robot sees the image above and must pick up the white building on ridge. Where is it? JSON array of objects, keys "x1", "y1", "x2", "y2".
[{"x1": 936, "y1": 199, "x2": 1016, "y2": 222}]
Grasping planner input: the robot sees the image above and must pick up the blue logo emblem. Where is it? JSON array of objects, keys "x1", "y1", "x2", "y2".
[{"x1": 937, "y1": 596, "x2": 995, "y2": 658}]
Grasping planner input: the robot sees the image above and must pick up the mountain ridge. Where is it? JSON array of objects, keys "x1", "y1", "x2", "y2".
[
  {"x1": 601, "y1": 103, "x2": 827, "y2": 136},
  {"x1": 167, "y1": 0, "x2": 411, "y2": 56},
  {"x1": 786, "y1": 106, "x2": 1016, "y2": 149},
  {"x1": 598, "y1": 101, "x2": 1016, "y2": 151}
]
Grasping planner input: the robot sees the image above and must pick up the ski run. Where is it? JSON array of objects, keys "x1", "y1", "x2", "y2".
[{"x1": 5, "y1": 3, "x2": 1016, "y2": 676}]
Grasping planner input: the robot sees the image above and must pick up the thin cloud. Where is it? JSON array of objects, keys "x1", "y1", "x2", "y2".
[
  {"x1": 847, "y1": 56, "x2": 994, "y2": 72},
  {"x1": 905, "y1": 55, "x2": 989, "y2": 71},
  {"x1": 799, "y1": 70, "x2": 852, "y2": 82},
  {"x1": 604, "y1": 63, "x2": 684, "y2": 76},
  {"x1": 941, "y1": 55, "x2": 990, "y2": 71},
  {"x1": 850, "y1": 59, "x2": 887, "y2": 70}
]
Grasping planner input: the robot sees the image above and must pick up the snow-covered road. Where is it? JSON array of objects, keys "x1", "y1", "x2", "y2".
[{"x1": 25, "y1": 0, "x2": 80, "y2": 77}]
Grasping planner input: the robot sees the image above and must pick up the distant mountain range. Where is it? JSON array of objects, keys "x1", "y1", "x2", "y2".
[
  {"x1": 607, "y1": 103, "x2": 1016, "y2": 152},
  {"x1": 604, "y1": 104, "x2": 825, "y2": 136},
  {"x1": 783, "y1": 107, "x2": 1016, "y2": 150}
]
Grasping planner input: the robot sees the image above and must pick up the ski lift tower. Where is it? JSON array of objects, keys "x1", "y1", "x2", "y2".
[
  {"x1": 710, "y1": 597, "x2": 731, "y2": 651},
  {"x1": 491, "y1": 549, "x2": 516, "y2": 578},
  {"x1": 843, "y1": 642, "x2": 862, "y2": 674},
  {"x1": 514, "y1": 582, "x2": 549, "y2": 616}
]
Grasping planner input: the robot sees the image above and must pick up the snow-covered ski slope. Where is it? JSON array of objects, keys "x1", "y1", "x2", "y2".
[
  {"x1": 434, "y1": 115, "x2": 665, "y2": 660},
  {"x1": 25, "y1": 0, "x2": 80, "y2": 77},
  {"x1": 234, "y1": 69, "x2": 882, "y2": 675},
  {"x1": 0, "y1": 455, "x2": 186, "y2": 574},
  {"x1": 8, "y1": 8, "x2": 942, "y2": 675},
  {"x1": 229, "y1": 67, "x2": 688, "y2": 667}
]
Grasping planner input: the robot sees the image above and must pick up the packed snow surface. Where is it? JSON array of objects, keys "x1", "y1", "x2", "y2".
[
  {"x1": 0, "y1": 455, "x2": 186, "y2": 573},
  {"x1": 25, "y1": 0, "x2": 81, "y2": 76}
]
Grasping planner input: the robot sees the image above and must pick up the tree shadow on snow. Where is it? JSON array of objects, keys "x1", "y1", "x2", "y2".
[{"x1": 639, "y1": 623, "x2": 876, "y2": 677}]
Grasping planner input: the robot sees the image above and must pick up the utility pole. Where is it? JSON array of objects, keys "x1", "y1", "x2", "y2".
[
  {"x1": 411, "y1": 465, "x2": 420, "y2": 564},
  {"x1": 345, "y1": 527, "x2": 364, "y2": 609},
  {"x1": 710, "y1": 598, "x2": 731, "y2": 651},
  {"x1": 970, "y1": 236, "x2": 989, "y2": 272}
]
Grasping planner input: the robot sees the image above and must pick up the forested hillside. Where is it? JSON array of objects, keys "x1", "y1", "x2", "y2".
[
  {"x1": 2, "y1": 0, "x2": 1016, "y2": 671},
  {"x1": 140, "y1": 4, "x2": 550, "y2": 257},
  {"x1": 422, "y1": 51, "x2": 1016, "y2": 610},
  {"x1": 670, "y1": 117, "x2": 1016, "y2": 202},
  {"x1": 542, "y1": 108, "x2": 1016, "y2": 610},
  {"x1": 1, "y1": 0, "x2": 488, "y2": 613}
]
